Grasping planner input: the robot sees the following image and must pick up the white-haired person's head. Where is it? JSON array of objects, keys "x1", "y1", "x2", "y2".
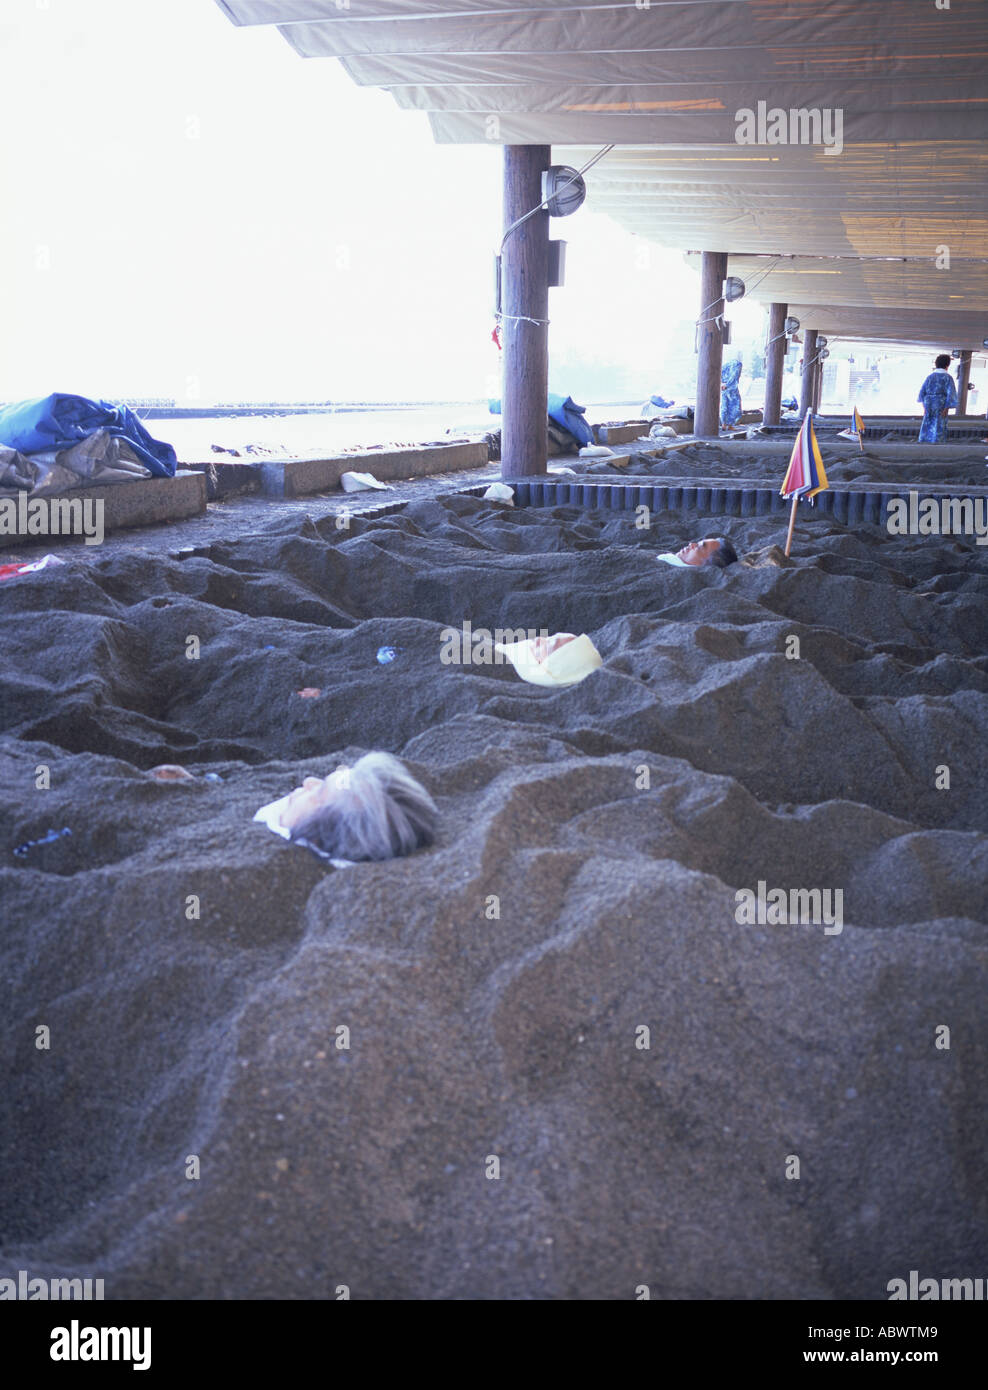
[
  {"x1": 277, "y1": 752, "x2": 437, "y2": 862},
  {"x1": 658, "y1": 536, "x2": 738, "y2": 569}
]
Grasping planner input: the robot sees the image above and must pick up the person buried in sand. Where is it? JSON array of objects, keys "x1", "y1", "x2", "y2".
[
  {"x1": 255, "y1": 751, "x2": 438, "y2": 864},
  {"x1": 657, "y1": 536, "x2": 738, "y2": 569}
]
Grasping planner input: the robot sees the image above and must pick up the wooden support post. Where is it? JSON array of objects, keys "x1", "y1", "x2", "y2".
[
  {"x1": 763, "y1": 302, "x2": 787, "y2": 426},
  {"x1": 784, "y1": 495, "x2": 799, "y2": 557},
  {"x1": 957, "y1": 349, "x2": 973, "y2": 415},
  {"x1": 813, "y1": 356, "x2": 824, "y2": 412},
  {"x1": 501, "y1": 144, "x2": 550, "y2": 479},
  {"x1": 800, "y1": 329, "x2": 819, "y2": 418},
  {"x1": 694, "y1": 251, "x2": 728, "y2": 438}
]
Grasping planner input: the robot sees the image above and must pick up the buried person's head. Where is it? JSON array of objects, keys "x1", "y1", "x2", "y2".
[
  {"x1": 278, "y1": 752, "x2": 438, "y2": 862},
  {"x1": 675, "y1": 536, "x2": 739, "y2": 568}
]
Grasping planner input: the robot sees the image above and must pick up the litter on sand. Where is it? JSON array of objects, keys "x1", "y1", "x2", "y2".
[
  {"x1": 145, "y1": 765, "x2": 220, "y2": 786},
  {"x1": 482, "y1": 483, "x2": 515, "y2": 504},
  {"x1": 13, "y1": 826, "x2": 72, "y2": 858},
  {"x1": 148, "y1": 765, "x2": 196, "y2": 782},
  {"x1": 0, "y1": 554, "x2": 67, "y2": 581},
  {"x1": 340, "y1": 471, "x2": 389, "y2": 492}
]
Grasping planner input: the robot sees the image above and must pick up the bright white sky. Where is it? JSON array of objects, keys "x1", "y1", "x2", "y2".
[{"x1": 0, "y1": 0, "x2": 772, "y2": 405}]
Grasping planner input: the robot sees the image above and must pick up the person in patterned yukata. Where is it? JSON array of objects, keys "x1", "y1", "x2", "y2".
[
  {"x1": 917, "y1": 354, "x2": 958, "y2": 443},
  {"x1": 720, "y1": 354, "x2": 743, "y2": 429}
]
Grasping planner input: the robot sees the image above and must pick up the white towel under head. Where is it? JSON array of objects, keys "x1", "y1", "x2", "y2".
[{"x1": 253, "y1": 794, "x2": 356, "y2": 869}]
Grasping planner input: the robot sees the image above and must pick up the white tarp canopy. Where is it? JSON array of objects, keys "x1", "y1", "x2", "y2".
[
  {"x1": 214, "y1": 0, "x2": 988, "y2": 349},
  {"x1": 218, "y1": 0, "x2": 747, "y2": 22},
  {"x1": 777, "y1": 306, "x2": 987, "y2": 353},
  {"x1": 686, "y1": 251, "x2": 986, "y2": 316}
]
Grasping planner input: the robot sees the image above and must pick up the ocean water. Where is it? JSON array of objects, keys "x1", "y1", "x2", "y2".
[{"x1": 143, "y1": 402, "x2": 638, "y2": 463}]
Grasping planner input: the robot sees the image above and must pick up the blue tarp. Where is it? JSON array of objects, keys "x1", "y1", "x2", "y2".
[
  {"x1": 0, "y1": 394, "x2": 177, "y2": 477},
  {"x1": 650, "y1": 395, "x2": 674, "y2": 408},
  {"x1": 487, "y1": 393, "x2": 595, "y2": 447},
  {"x1": 547, "y1": 393, "x2": 594, "y2": 446}
]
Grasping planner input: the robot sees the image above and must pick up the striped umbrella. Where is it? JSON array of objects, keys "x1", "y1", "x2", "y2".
[
  {"x1": 837, "y1": 405, "x2": 866, "y2": 450},
  {"x1": 781, "y1": 411, "x2": 830, "y2": 555}
]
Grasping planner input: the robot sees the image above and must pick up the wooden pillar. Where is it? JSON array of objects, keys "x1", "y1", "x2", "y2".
[
  {"x1": 814, "y1": 356, "x2": 824, "y2": 412},
  {"x1": 763, "y1": 302, "x2": 787, "y2": 426},
  {"x1": 800, "y1": 329, "x2": 818, "y2": 417},
  {"x1": 957, "y1": 349, "x2": 972, "y2": 415},
  {"x1": 694, "y1": 250, "x2": 728, "y2": 438},
  {"x1": 501, "y1": 144, "x2": 550, "y2": 478}
]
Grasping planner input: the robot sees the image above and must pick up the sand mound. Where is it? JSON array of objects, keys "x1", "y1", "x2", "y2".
[{"x1": 2, "y1": 494, "x2": 986, "y2": 1298}]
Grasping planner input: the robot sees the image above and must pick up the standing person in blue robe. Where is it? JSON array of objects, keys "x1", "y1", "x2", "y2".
[
  {"x1": 917, "y1": 354, "x2": 958, "y2": 443},
  {"x1": 720, "y1": 354, "x2": 743, "y2": 429}
]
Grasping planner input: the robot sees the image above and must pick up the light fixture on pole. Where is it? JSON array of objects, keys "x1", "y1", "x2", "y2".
[{"x1": 540, "y1": 166, "x2": 587, "y2": 218}]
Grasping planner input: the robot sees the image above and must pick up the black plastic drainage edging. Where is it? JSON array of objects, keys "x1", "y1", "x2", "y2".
[
  {"x1": 349, "y1": 499, "x2": 408, "y2": 520},
  {"x1": 498, "y1": 479, "x2": 971, "y2": 528}
]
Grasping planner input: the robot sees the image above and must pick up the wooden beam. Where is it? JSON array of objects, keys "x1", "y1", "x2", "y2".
[
  {"x1": 763, "y1": 302, "x2": 787, "y2": 426},
  {"x1": 694, "y1": 250, "x2": 728, "y2": 438},
  {"x1": 956, "y1": 349, "x2": 973, "y2": 415},
  {"x1": 800, "y1": 329, "x2": 819, "y2": 417},
  {"x1": 501, "y1": 144, "x2": 550, "y2": 478}
]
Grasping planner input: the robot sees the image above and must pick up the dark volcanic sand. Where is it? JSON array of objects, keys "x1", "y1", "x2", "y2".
[{"x1": 1, "y1": 493, "x2": 987, "y2": 1300}]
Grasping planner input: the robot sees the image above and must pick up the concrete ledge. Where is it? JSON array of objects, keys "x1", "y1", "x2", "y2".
[
  {"x1": 0, "y1": 471, "x2": 207, "y2": 549},
  {"x1": 258, "y1": 440, "x2": 489, "y2": 499},
  {"x1": 642, "y1": 439, "x2": 986, "y2": 462},
  {"x1": 722, "y1": 439, "x2": 987, "y2": 462},
  {"x1": 595, "y1": 422, "x2": 649, "y2": 445},
  {"x1": 182, "y1": 460, "x2": 262, "y2": 501}
]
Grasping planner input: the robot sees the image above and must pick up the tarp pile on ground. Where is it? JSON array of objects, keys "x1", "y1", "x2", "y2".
[
  {"x1": 0, "y1": 393, "x2": 177, "y2": 497},
  {"x1": 488, "y1": 392, "x2": 596, "y2": 452}
]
